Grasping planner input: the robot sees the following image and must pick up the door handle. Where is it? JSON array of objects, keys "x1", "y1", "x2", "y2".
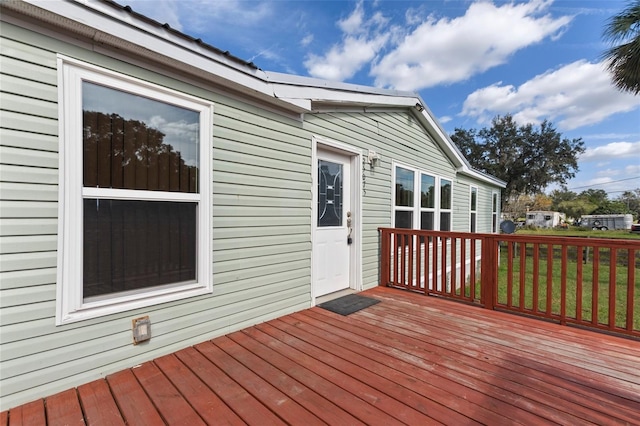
[{"x1": 347, "y1": 211, "x2": 353, "y2": 245}]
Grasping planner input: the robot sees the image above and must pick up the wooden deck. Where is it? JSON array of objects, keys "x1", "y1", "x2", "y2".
[{"x1": 2, "y1": 286, "x2": 639, "y2": 425}]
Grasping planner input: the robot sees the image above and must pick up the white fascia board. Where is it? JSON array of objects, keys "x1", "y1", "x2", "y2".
[
  {"x1": 265, "y1": 71, "x2": 416, "y2": 97},
  {"x1": 23, "y1": 0, "x2": 274, "y2": 98},
  {"x1": 277, "y1": 98, "x2": 312, "y2": 110},
  {"x1": 459, "y1": 168, "x2": 507, "y2": 188},
  {"x1": 272, "y1": 84, "x2": 417, "y2": 108}
]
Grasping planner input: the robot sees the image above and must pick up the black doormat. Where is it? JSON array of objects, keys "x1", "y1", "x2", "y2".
[{"x1": 318, "y1": 294, "x2": 380, "y2": 316}]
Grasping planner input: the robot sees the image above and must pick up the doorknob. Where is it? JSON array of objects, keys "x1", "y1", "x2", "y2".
[{"x1": 347, "y1": 211, "x2": 353, "y2": 245}]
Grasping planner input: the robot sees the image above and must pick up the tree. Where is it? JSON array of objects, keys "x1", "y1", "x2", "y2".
[
  {"x1": 550, "y1": 188, "x2": 577, "y2": 210},
  {"x1": 618, "y1": 189, "x2": 640, "y2": 218},
  {"x1": 450, "y1": 115, "x2": 585, "y2": 205},
  {"x1": 579, "y1": 189, "x2": 609, "y2": 206},
  {"x1": 602, "y1": 0, "x2": 640, "y2": 95},
  {"x1": 591, "y1": 200, "x2": 633, "y2": 215}
]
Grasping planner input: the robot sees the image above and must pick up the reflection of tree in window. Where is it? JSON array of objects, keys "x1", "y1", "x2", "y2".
[{"x1": 83, "y1": 111, "x2": 198, "y2": 193}]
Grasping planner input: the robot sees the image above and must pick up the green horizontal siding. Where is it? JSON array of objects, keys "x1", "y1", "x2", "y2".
[{"x1": 0, "y1": 21, "x2": 313, "y2": 410}]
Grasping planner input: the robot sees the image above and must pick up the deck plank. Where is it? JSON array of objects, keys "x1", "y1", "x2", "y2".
[
  {"x1": 214, "y1": 335, "x2": 366, "y2": 425},
  {"x1": 131, "y1": 361, "x2": 206, "y2": 425},
  {"x1": 232, "y1": 328, "x2": 411, "y2": 425},
  {"x1": 153, "y1": 353, "x2": 246, "y2": 425},
  {"x1": 356, "y1": 301, "x2": 640, "y2": 425},
  {"x1": 106, "y1": 369, "x2": 165, "y2": 425},
  {"x1": 6, "y1": 400, "x2": 45, "y2": 426},
  {"x1": 44, "y1": 389, "x2": 84, "y2": 426},
  {"x1": 3, "y1": 286, "x2": 639, "y2": 425},
  {"x1": 77, "y1": 380, "x2": 125, "y2": 426},
  {"x1": 174, "y1": 346, "x2": 286, "y2": 426},
  {"x1": 195, "y1": 340, "x2": 325, "y2": 426}
]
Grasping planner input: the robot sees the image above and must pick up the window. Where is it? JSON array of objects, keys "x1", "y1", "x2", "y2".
[
  {"x1": 440, "y1": 178, "x2": 452, "y2": 231},
  {"x1": 420, "y1": 174, "x2": 435, "y2": 232},
  {"x1": 470, "y1": 187, "x2": 478, "y2": 232},
  {"x1": 57, "y1": 57, "x2": 212, "y2": 324},
  {"x1": 392, "y1": 164, "x2": 452, "y2": 231},
  {"x1": 492, "y1": 192, "x2": 499, "y2": 233}
]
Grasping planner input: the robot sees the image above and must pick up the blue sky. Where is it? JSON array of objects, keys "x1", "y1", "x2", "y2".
[{"x1": 128, "y1": 0, "x2": 639, "y2": 198}]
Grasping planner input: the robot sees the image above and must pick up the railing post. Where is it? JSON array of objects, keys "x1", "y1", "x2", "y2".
[
  {"x1": 379, "y1": 228, "x2": 390, "y2": 287},
  {"x1": 481, "y1": 235, "x2": 498, "y2": 310}
]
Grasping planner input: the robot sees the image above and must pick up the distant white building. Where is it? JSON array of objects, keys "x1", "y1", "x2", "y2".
[{"x1": 525, "y1": 211, "x2": 565, "y2": 228}]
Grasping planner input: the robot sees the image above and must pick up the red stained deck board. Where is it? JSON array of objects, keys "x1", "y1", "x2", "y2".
[
  {"x1": 231, "y1": 328, "x2": 409, "y2": 425},
  {"x1": 356, "y1": 303, "x2": 640, "y2": 425},
  {"x1": 195, "y1": 340, "x2": 325, "y2": 426},
  {"x1": 279, "y1": 311, "x2": 543, "y2": 425},
  {"x1": 153, "y1": 353, "x2": 246, "y2": 425},
  {"x1": 307, "y1": 305, "x2": 629, "y2": 425},
  {"x1": 106, "y1": 369, "x2": 165, "y2": 425},
  {"x1": 131, "y1": 361, "x2": 206, "y2": 426},
  {"x1": 6, "y1": 400, "x2": 45, "y2": 426},
  {"x1": 77, "y1": 380, "x2": 125, "y2": 426},
  {"x1": 370, "y1": 288, "x2": 640, "y2": 404},
  {"x1": 44, "y1": 389, "x2": 84, "y2": 426},
  {"x1": 214, "y1": 335, "x2": 367, "y2": 425},
  {"x1": 174, "y1": 346, "x2": 286, "y2": 426},
  {"x1": 247, "y1": 322, "x2": 444, "y2": 426}
]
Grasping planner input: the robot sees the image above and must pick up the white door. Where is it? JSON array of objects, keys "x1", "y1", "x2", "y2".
[{"x1": 314, "y1": 149, "x2": 352, "y2": 296}]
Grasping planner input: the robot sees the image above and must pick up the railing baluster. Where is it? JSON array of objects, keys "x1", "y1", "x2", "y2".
[
  {"x1": 507, "y1": 242, "x2": 514, "y2": 307},
  {"x1": 461, "y1": 238, "x2": 467, "y2": 298},
  {"x1": 532, "y1": 243, "x2": 539, "y2": 313},
  {"x1": 592, "y1": 247, "x2": 600, "y2": 326},
  {"x1": 576, "y1": 245, "x2": 583, "y2": 323},
  {"x1": 627, "y1": 248, "x2": 636, "y2": 333},
  {"x1": 546, "y1": 244, "x2": 553, "y2": 317},
  {"x1": 609, "y1": 248, "x2": 617, "y2": 329},
  {"x1": 560, "y1": 245, "x2": 568, "y2": 325},
  {"x1": 519, "y1": 242, "x2": 526, "y2": 311}
]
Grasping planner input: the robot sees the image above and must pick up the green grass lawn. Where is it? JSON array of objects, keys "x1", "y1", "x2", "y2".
[
  {"x1": 495, "y1": 244, "x2": 640, "y2": 331},
  {"x1": 515, "y1": 226, "x2": 640, "y2": 240}
]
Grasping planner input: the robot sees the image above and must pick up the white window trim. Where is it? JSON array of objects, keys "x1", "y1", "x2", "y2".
[
  {"x1": 492, "y1": 191, "x2": 500, "y2": 234},
  {"x1": 391, "y1": 161, "x2": 452, "y2": 231},
  {"x1": 56, "y1": 56, "x2": 213, "y2": 325},
  {"x1": 470, "y1": 186, "x2": 478, "y2": 232},
  {"x1": 439, "y1": 177, "x2": 452, "y2": 231}
]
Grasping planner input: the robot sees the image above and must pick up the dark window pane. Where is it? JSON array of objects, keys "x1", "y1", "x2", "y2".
[
  {"x1": 395, "y1": 211, "x2": 413, "y2": 229},
  {"x1": 440, "y1": 179, "x2": 451, "y2": 209},
  {"x1": 420, "y1": 211, "x2": 434, "y2": 231},
  {"x1": 471, "y1": 188, "x2": 477, "y2": 211},
  {"x1": 83, "y1": 199, "x2": 197, "y2": 299},
  {"x1": 440, "y1": 212, "x2": 451, "y2": 231},
  {"x1": 471, "y1": 212, "x2": 477, "y2": 233},
  {"x1": 82, "y1": 82, "x2": 199, "y2": 193},
  {"x1": 318, "y1": 160, "x2": 342, "y2": 227},
  {"x1": 421, "y1": 174, "x2": 435, "y2": 208},
  {"x1": 395, "y1": 167, "x2": 414, "y2": 207}
]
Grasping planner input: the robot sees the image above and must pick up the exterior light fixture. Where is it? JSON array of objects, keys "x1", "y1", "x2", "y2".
[
  {"x1": 368, "y1": 149, "x2": 381, "y2": 167},
  {"x1": 415, "y1": 102, "x2": 424, "y2": 112}
]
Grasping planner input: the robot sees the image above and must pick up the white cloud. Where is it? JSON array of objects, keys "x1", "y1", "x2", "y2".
[
  {"x1": 439, "y1": 115, "x2": 453, "y2": 124},
  {"x1": 304, "y1": 1, "x2": 392, "y2": 81},
  {"x1": 580, "y1": 141, "x2": 640, "y2": 162},
  {"x1": 301, "y1": 34, "x2": 314, "y2": 47},
  {"x1": 127, "y1": 0, "x2": 273, "y2": 33},
  {"x1": 371, "y1": 0, "x2": 572, "y2": 90},
  {"x1": 461, "y1": 60, "x2": 640, "y2": 130}
]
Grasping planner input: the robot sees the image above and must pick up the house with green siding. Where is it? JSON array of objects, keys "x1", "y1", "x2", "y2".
[{"x1": 0, "y1": 0, "x2": 505, "y2": 409}]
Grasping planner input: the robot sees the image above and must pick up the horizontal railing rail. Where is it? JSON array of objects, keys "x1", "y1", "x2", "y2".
[{"x1": 379, "y1": 228, "x2": 640, "y2": 339}]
